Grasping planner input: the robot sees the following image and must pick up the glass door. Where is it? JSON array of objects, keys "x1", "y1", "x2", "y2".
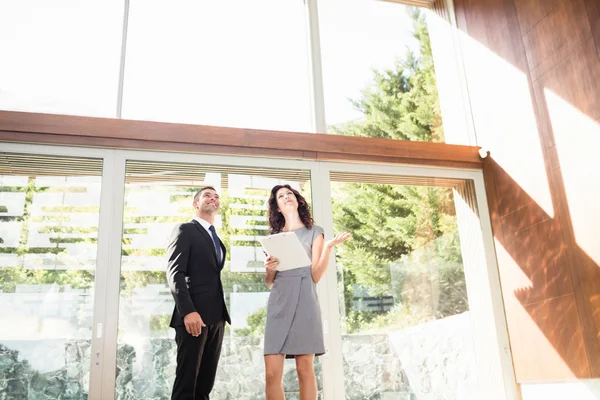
[
  {"x1": 315, "y1": 164, "x2": 516, "y2": 400},
  {"x1": 0, "y1": 145, "x2": 516, "y2": 400},
  {"x1": 329, "y1": 173, "x2": 476, "y2": 399},
  {"x1": 0, "y1": 149, "x2": 108, "y2": 399},
  {"x1": 111, "y1": 156, "x2": 323, "y2": 399}
]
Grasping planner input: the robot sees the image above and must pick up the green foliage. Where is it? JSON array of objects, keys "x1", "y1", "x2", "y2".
[
  {"x1": 17, "y1": 179, "x2": 35, "y2": 257},
  {"x1": 221, "y1": 265, "x2": 265, "y2": 294},
  {"x1": 0, "y1": 267, "x2": 94, "y2": 293},
  {"x1": 46, "y1": 186, "x2": 87, "y2": 193},
  {"x1": 150, "y1": 314, "x2": 171, "y2": 332},
  {"x1": 31, "y1": 216, "x2": 70, "y2": 222},
  {"x1": 218, "y1": 191, "x2": 269, "y2": 296},
  {"x1": 234, "y1": 306, "x2": 267, "y2": 337},
  {"x1": 0, "y1": 178, "x2": 96, "y2": 292},
  {"x1": 123, "y1": 228, "x2": 148, "y2": 235},
  {"x1": 123, "y1": 216, "x2": 184, "y2": 224},
  {"x1": 331, "y1": 9, "x2": 467, "y2": 334},
  {"x1": 170, "y1": 194, "x2": 191, "y2": 202},
  {"x1": 121, "y1": 248, "x2": 166, "y2": 257},
  {"x1": 0, "y1": 9, "x2": 467, "y2": 342},
  {"x1": 120, "y1": 271, "x2": 166, "y2": 297},
  {"x1": 49, "y1": 238, "x2": 97, "y2": 244},
  {"x1": 41, "y1": 206, "x2": 99, "y2": 213},
  {"x1": 38, "y1": 226, "x2": 98, "y2": 234},
  {"x1": 0, "y1": 267, "x2": 28, "y2": 292},
  {"x1": 332, "y1": 8, "x2": 442, "y2": 143}
]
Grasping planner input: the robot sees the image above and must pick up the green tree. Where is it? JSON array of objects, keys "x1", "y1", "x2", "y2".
[
  {"x1": 331, "y1": 8, "x2": 466, "y2": 333},
  {"x1": 332, "y1": 8, "x2": 443, "y2": 143},
  {"x1": 0, "y1": 178, "x2": 96, "y2": 292},
  {"x1": 119, "y1": 187, "x2": 267, "y2": 299},
  {"x1": 234, "y1": 306, "x2": 267, "y2": 337}
]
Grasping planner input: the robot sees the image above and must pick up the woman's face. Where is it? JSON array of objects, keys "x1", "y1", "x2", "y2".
[{"x1": 276, "y1": 187, "x2": 298, "y2": 213}]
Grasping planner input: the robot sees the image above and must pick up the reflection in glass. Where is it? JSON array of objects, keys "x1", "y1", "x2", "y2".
[
  {"x1": 332, "y1": 180, "x2": 476, "y2": 399},
  {"x1": 115, "y1": 161, "x2": 320, "y2": 399},
  {"x1": 0, "y1": 154, "x2": 103, "y2": 399}
]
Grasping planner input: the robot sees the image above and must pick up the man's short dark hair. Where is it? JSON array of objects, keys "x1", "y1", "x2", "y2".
[{"x1": 193, "y1": 186, "x2": 217, "y2": 201}]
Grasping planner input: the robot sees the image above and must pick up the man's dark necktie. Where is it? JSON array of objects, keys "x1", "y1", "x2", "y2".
[{"x1": 208, "y1": 225, "x2": 221, "y2": 262}]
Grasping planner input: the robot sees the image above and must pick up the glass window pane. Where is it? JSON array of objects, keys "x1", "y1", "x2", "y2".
[
  {"x1": 0, "y1": 1, "x2": 125, "y2": 117},
  {"x1": 121, "y1": 0, "x2": 312, "y2": 132},
  {"x1": 0, "y1": 153, "x2": 103, "y2": 399},
  {"x1": 331, "y1": 173, "x2": 477, "y2": 399},
  {"x1": 319, "y1": 1, "x2": 445, "y2": 142},
  {"x1": 115, "y1": 160, "x2": 322, "y2": 399}
]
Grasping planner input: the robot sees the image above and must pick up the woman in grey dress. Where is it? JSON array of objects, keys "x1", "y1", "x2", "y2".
[{"x1": 263, "y1": 184, "x2": 351, "y2": 400}]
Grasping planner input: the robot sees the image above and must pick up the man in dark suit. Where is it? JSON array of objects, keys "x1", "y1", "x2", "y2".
[{"x1": 166, "y1": 186, "x2": 230, "y2": 400}]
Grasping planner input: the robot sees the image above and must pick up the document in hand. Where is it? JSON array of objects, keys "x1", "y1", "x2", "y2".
[{"x1": 259, "y1": 232, "x2": 312, "y2": 271}]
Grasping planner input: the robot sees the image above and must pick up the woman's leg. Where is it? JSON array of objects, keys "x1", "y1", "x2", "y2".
[
  {"x1": 265, "y1": 354, "x2": 286, "y2": 400},
  {"x1": 295, "y1": 354, "x2": 317, "y2": 400}
]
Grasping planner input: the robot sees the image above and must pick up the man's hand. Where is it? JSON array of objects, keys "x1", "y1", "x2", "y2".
[{"x1": 184, "y1": 312, "x2": 205, "y2": 337}]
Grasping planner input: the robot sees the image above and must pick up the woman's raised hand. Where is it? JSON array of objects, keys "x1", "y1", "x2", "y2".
[{"x1": 326, "y1": 232, "x2": 352, "y2": 249}]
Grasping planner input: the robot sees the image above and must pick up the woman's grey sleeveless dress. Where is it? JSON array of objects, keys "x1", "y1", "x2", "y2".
[{"x1": 264, "y1": 225, "x2": 325, "y2": 358}]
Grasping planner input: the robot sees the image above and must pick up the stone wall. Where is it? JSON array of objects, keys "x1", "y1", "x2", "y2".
[
  {"x1": 0, "y1": 341, "x2": 90, "y2": 400},
  {"x1": 0, "y1": 313, "x2": 474, "y2": 399},
  {"x1": 341, "y1": 312, "x2": 476, "y2": 400}
]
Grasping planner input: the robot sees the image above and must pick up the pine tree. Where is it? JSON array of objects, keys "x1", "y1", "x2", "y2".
[{"x1": 331, "y1": 8, "x2": 466, "y2": 333}]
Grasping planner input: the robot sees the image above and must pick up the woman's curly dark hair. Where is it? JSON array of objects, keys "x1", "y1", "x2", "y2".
[{"x1": 267, "y1": 184, "x2": 314, "y2": 234}]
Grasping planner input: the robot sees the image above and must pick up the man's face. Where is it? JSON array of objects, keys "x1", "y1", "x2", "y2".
[{"x1": 194, "y1": 189, "x2": 220, "y2": 215}]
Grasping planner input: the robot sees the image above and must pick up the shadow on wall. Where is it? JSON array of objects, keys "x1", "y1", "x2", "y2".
[
  {"x1": 484, "y1": 156, "x2": 597, "y2": 379},
  {"x1": 453, "y1": 0, "x2": 600, "y2": 381}
]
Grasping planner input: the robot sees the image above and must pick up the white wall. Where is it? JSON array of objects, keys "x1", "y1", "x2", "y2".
[{"x1": 521, "y1": 381, "x2": 600, "y2": 400}]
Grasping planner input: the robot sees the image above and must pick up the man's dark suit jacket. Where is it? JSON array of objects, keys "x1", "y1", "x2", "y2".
[{"x1": 166, "y1": 219, "x2": 231, "y2": 327}]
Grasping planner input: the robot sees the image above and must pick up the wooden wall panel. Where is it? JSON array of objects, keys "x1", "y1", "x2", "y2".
[
  {"x1": 531, "y1": 0, "x2": 600, "y2": 377},
  {"x1": 539, "y1": 38, "x2": 600, "y2": 122},
  {"x1": 569, "y1": 247, "x2": 600, "y2": 376},
  {"x1": 504, "y1": 218, "x2": 572, "y2": 306},
  {"x1": 584, "y1": 0, "x2": 600, "y2": 57},
  {"x1": 520, "y1": 294, "x2": 590, "y2": 380},
  {"x1": 513, "y1": 0, "x2": 562, "y2": 36},
  {"x1": 452, "y1": 0, "x2": 600, "y2": 382},
  {"x1": 522, "y1": 0, "x2": 591, "y2": 74}
]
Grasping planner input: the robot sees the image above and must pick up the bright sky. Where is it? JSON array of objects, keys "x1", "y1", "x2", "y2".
[
  {"x1": 120, "y1": 0, "x2": 419, "y2": 131},
  {"x1": 0, "y1": 0, "x2": 420, "y2": 132},
  {"x1": 319, "y1": 0, "x2": 419, "y2": 126}
]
